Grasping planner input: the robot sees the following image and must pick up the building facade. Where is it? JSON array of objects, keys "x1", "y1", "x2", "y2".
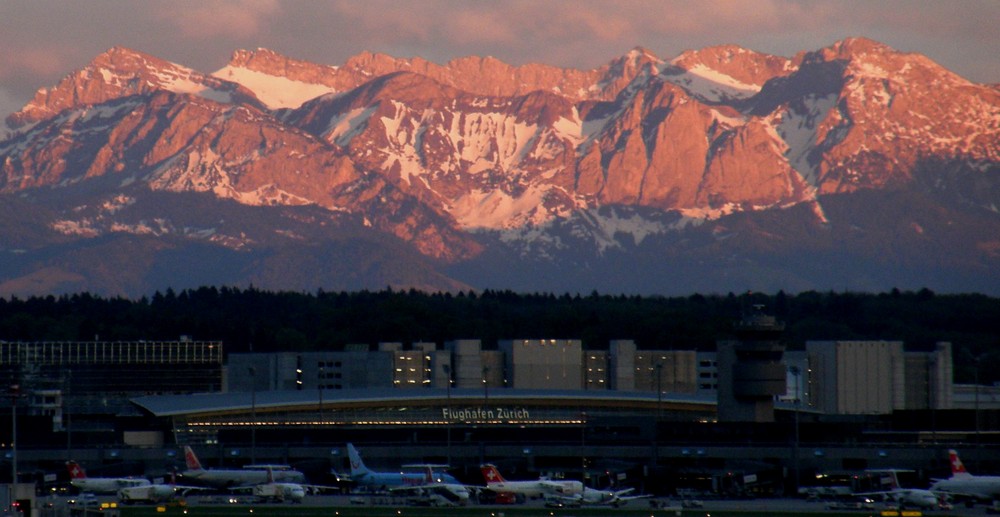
[
  {"x1": 0, "y1": 339, "x2": 223, "y2": 416},
  {"x1": 805, "y1": 340, "x2": 953, "y2": 415},
  {"x1": 499, "y1": 339, "x2": 583, "y2": 390}
]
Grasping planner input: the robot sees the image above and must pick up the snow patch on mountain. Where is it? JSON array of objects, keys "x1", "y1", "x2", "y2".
[
  {"x1": 110, "y1": 219, "x2": 172, "y2": 236},
  {"x1": 551, "y1": 111, "x2": 585, "y2": 146},
  {"x1": 101, "y1": 194, "x2": 136, "y2": 214},
  {"x1": 377, "y1": 101, "x2": 559, "y2": 186},
  {"x1": 777, "y1": 94, "x2": 837, "y2": 186},
  {"x1": 234, "y1": 184, "x2": 315, "y2": 206},
  {"x1": 663, "y1": 63, "x2": 761, "y2": 102},
  {"x1": 446, "y1": 110, "x2": 538, "y2": 170},
  {"x1": 51, "y1": 219, "x2": 98, "y2": 237},
  {"x1": 493, "y1": 206, "x2": 690, "y2": 257},
  {"x1": 148, "y1": 149, "x2": 314, "y2": 207},
  {"x1": 326, "y1": 106, "x2": 375, "y2": 146},
  {"x1": 572, "y1": 208, "x2": 672, "y2": 251},
  {"x1": 450, "y1": 183, "x2": 554, "y2": 230},
  {"x1": 148, "y1": 149, "x2": 227, "y2": 194},
  {"x1": 154, "y1": 70, "x2": 233, "y2": 104},
  {"x1": 678, "y1": 203, "x2": 743, "y2": 220},
  {"x1": 214, "y1": 66, "x2": 338, "y2": 109}
]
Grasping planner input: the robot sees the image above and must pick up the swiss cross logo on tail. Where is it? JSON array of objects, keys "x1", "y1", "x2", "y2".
[
  {"x1": 66, "y1": 462, "x2": 85, "y2": 479},
  {"x1": 481, "y1": 464, "x2": 502, "y2": 483},
  {"x1": 949, "y1": 449, "x2": 968, "y2": 475}
]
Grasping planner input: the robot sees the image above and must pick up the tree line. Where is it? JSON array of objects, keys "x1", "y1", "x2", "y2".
[{"x1": 0, "y1": 287, "x2": 997, "y2": 383}]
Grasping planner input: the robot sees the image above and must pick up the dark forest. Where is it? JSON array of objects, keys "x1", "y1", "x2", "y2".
[{"x1": 1, "y1": 287, "x2": 998, "y2": 383}]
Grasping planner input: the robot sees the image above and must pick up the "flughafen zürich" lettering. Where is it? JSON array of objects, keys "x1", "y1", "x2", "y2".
[{"x1": 442, "y1": 407, "x2": 530, "y2": 421}]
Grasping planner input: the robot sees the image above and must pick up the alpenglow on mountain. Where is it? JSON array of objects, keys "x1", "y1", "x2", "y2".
[{"x1": 1, "y1": 38, "x2": 999, "y2": 297}]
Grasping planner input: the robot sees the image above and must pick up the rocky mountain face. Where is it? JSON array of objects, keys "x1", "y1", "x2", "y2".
[{"x1": 1, "y1": 38, "x2": 998, "y2": 297}]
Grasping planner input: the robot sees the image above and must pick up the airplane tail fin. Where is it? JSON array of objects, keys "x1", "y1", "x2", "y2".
[
  {"x1": 66, "y1": 461, "x2": 87, "y2": 480},
  {"x1": 949, "y1": 449, "x2": 972, "y2": 477},
  {"x1": 480, "y1": 463, "x2": 506, "y2": 485},
  {"x1": 183, "y1": 446, "x2": 203, "y2": 471},
  {"x1": 346, "y1": 443, "x2": 371, "y2": 477},
  {"x1": 420, "y1": 465, "x2": 434, "y2": 484},
  {"x1": 879, "y1": 471, "x2": 901, "y2": 490}
]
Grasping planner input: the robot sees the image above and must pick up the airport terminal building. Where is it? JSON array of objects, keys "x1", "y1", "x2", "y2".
[{"x1": 0, "y1": 331, "x2": 997, "y2": 496}]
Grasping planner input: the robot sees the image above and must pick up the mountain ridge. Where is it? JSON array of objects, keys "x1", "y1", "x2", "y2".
[{"x1": 1, "y1": 39, "x2": 998, "y2": 297}]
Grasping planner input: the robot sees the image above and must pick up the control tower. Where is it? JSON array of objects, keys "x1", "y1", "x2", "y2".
[{"x1": 717, "y1": 305, "x2": 786, "y2": 422}]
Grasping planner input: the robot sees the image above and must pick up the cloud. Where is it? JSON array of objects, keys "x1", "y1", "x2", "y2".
[
  {"x1": 0, "y1": 47, "x2": 68, "y2": 79},
  {"x1": 153, "y1": 0, "x2": 281, "y2": 39},
  {"x1": 1, "y1": 86, "x2": 22, "y2": 131},
  {"x1": 0, "y1": 0, "x2": 998, "y2": 103}
]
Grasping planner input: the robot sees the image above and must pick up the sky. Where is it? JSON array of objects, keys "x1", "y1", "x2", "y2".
[{"x1": 1, "y1": 0, "x2": 998, "y2": 120}]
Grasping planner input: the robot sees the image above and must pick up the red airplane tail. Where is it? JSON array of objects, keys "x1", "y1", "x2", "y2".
[
  {"x1": 480, "y1": 464, "x2": 506, "y2": 485},
  {"x1": 948, "y1": 449, "x2": 970, "y2": 477},
  {"x1": 66, "y1": 461, "x2": 87, "y2": 480},
  {"x1": 183, "y1": 446, "x2": 203, "y2": 471}
]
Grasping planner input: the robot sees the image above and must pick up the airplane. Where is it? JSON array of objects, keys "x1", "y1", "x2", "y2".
[
  {"x1": 180, "y1": 445, "x2": 305, "y2": 489},
  {"x1": 250, "y1": 465, "x2": 347, "y2": 503},
  {"x1": 855, "y1": 469, "x2": 941, "y2": 510},
  {"x1": 388, "y1": 478, "x2": 472, "y2": 507},
  {"x1": 346, "y1": 443, "x2": 470, "y2": 504},
  {"x1": 479, "y1": 463, "x2": 584, "y2": 502},
  {"x1": 118, "y1": 470, "x2": 209, "y2": 504},
  {"x1": 345, "y1": 443, "x2": 460, "y2": 488},
  {"x1": 478, "y1": 464, "x2": 647, "y2": 507},
  {"x1": 66, "y1": 461, "x2": 151, "y2": 494},
  {"x1": 930, "y1": 449, "x2": 1000, "y2": 503},
  {"x1": 250, "y1": 469, "x2": 307, "y2": 503}
]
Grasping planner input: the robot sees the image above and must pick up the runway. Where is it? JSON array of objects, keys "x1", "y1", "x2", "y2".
[
  {"x1": 205, "y1": 494, "x2": 998, "y2": 516},
  {"x1": 38, "y1": 493, "x2": 997, "y2": 517}
]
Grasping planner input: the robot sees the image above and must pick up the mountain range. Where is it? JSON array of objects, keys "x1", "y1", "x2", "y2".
[{"x1": 1, "y1": 37, "x2": 998, "y2": 297}]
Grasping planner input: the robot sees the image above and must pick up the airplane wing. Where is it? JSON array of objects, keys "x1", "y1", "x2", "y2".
[
  {"x1": 929, "y1": 486, "x2": 992, "y2": 501},
  {"x1": 543, "y1": 494, "x2": 583, "y2": 507},
  {"x1": 389, "y1": 483, "x2": 473, "y2": 495},
  {"x1": 173, "y1": 485, "x2": 213, "y2": 496},
  {"x1": 538, "y1": 480, "x2": 578, "y2": 495},
  {"x1": 854, "y1": 490, "x2": 902, "y2": 501},
  {"x1": 330, "y1": 469, "x2": 351, "y2": 483},
  {"x1": 609, "y1": 493, "x2": 653, "y2": 505},
  {"x1": 583, "y1": 487, "x2": 652, "y2": 507},
  {"x1": 388, "y1": 486, "x2": 424, "y2": 496},
  {"x1": 389, "y1": 483, "x2": 472, "y2": 506},
  {"x1": 299, "y1": 484, "x2": 341, "y2": 494},
  {"x1": 855, "y1": 489, "x2": 940, "y2": 509}
]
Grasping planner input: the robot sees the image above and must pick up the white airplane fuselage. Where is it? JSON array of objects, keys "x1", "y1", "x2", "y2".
[
  {"x1": 932, "y1": 476, "x2": 1000, "y2": 501},
  {"x1": 72, "y1": 478, "x2": 149, "y2": 494}
]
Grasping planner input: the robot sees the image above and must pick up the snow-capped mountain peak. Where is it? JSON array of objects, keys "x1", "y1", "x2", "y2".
[{"x1": 1, "y1": 39, "x2": 998, "y2": 297}]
